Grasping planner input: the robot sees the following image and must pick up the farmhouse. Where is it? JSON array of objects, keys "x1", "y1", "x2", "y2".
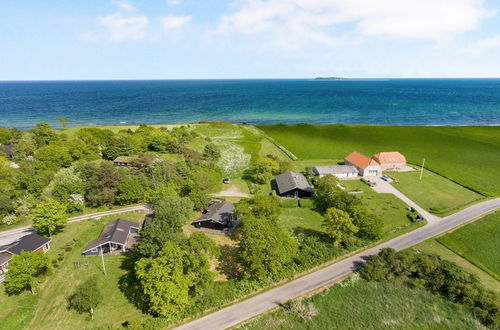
[
  {"x1": 193, "y1": 201, "x2": 238, "y2": 230},
  {"x1": 312, "y1": 165, "x2": 358, "y2": 179},
  {"x1": 82, "y1": 219, "x2": 139, "y2": 256},
  {"x1": 372, "y1": 152, "x2": 407, "y2": 171},
  {"x1": 0, "y1": 144, "x2": 14, "y2": 159},
  {"x1": 0, "y1": 233, "x2": 51, "y2": 277},
  {"x1": 344, "y1": 152, "x2": 381, "y2": 177},
  {"x1": 275, "y1": 171, "x2": 314, "y2": 198},
  {"x1": 113, "y1": 156, "x2": 134, "y2": 166}
]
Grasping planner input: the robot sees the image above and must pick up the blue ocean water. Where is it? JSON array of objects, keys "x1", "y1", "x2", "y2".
[{"x1": 0, "y1": 79, "x2": 499, "y2": 129}]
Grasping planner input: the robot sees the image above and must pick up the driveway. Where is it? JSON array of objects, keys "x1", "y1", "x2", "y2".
[
  {"x1": 369, "y1": 177, "x2": 439, "y2": 223},
  {"x1": 176, "y1": 198, "x2": 500, "y2": 330},
  {"x1": 213, "y1": 185, "x2": 251, "y2": 198}
]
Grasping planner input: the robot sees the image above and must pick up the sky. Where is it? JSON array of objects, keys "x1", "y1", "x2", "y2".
[{"x1": 1, "y1": 0, "x2": 500, "y2": 80}]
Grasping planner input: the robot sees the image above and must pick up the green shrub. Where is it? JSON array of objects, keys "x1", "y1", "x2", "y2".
[{"x1": 298, "y1": 199, "x2": 314, "y2": 208}]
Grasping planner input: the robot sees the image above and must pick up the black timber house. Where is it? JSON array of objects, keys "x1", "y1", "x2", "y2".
[{"x1": 275, "y1": 171, "x2": 314, "y2": 198}]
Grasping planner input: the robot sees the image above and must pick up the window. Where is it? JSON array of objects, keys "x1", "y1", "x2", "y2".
[{"x1": 90, "y1": 248, "x2": 98, "y2": 253}]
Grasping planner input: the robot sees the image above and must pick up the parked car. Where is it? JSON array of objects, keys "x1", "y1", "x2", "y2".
[
  {"x1": 381, "y1": 175, "x2": 394, "y2": 183},
  {"x1": 416, "y1": 214, "x2": 424, "y2": 221},
  {"x1": 223, "y1": 177, "x2": 230, "y2": 184}
]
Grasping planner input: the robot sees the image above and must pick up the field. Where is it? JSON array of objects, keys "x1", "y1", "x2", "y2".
[
  {"x1": 240, "y1": 280, "x2": 484, "y2": 330},
  {"x1": 437, "y1": 212, "x2": 500, "y2": 280},
  {"x1": 259, "y1": 124, "x2": 500, "y2": 196},
  {"x1": 279, "y1": 207, "x2": 324, "y2": 233},
  {"x1": 390, "y1": 169, "x2": 483, "y2": 215},
  {"x1": 0, "y1": 211, "x2": 148, "y2": 330}
]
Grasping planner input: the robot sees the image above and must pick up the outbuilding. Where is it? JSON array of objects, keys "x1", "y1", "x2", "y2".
[
  {"x1": 312, "y1": 165, "x2": 359, "y2": 179},
  {"x1": 113, "y1": 156, "x2": 134, "y2": 167},
  {"x1": 0, "y1": 145, "x2": 14, "y2": 159},
  {"x1": 275, "y1": 171, "x2": 314, "y2": 198}
]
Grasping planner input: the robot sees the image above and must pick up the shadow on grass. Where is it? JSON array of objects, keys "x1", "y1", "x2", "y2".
[
  {"x1": 118, "y1": 252, "x2": 149, "y2": 314},
  {"x1": 216, "y1": 245, "x2": 243, "y2": 280}
]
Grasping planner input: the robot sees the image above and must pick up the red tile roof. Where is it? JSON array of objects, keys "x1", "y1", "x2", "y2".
[
  {"x1": 345, "y1": 152, "x2": 379, "y2": 169},
  {"x1": 372, "y1": 152, "x2": 406, "y2": 164}
]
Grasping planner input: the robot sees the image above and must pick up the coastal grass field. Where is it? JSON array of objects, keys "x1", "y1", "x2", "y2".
[
  {"x1": 0, "y1": 211, "x2": 148, "y2": 330},
  {"x1": 437, "y1": 212, "x2": 500, "y2": 280},
  {"x1": 259, "y1": 124, "x2": 500, "y2": 197},
  {"x1": 240, "y1": 280, "x2": 484, "y2": 330},
  {"x1": 390, "y1": 169, "x2": 483, "y2": 215}
]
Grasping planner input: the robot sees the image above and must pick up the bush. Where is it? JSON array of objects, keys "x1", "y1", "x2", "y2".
[{"x1": 280, "y1": 198, "x2": 299, "y2": 208}]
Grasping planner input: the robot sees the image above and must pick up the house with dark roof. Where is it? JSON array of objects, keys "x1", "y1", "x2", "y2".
[
  {"x1": 312, "y1": 165, "x2": 359, "y2": 179},
  {"x1": 82, "y1": 219, "x2": 139, "y2": 256},
  {"x1": 193, "y1": 201, "x2": 237, "y2": 230},
  {"x1": 344, "y1": 152, "x2": 382, "y2": 177},
  {"x1": 0, "y1": 145, "x2": 14, "y2": 159},
  {"x1": 275, "y1": 171, "x2": 314, "y2": 198},
  {"x1": 0, "y1": 233, "x2": 51, "y2": 277}
]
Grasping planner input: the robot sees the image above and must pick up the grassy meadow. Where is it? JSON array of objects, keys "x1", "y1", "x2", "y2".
[
  {"x1": 259, "y1": 124, "x2": 500, "y2": 197},
  {"x1": 240, "y1": 280, "x2": 485, "y2": 330},
  {"x1": 437, "y1": 212, "x2": 500, "y2": 280},
  {"x1": 0, "y1": 211, "x2": 148, "y2": 330},
  {"x1": 390, "y1": 169, "x2": 483, "y2": 215}
]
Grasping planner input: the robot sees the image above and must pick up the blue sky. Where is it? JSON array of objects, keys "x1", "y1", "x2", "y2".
[{"x1": 1, "y1": 0, "x2": 500, "y2": 79}]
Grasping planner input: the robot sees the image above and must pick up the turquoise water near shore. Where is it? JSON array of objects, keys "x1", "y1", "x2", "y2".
[{"x1": 0, "y1": 79, "x2": 499, "y2": 128}]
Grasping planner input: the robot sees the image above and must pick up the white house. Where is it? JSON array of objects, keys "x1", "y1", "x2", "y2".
[
  {"x1": 312, "y1": 165, "x2": 359, "y2": 179},
  {"x1": 344, "y1": 152, "x2": 381, "y2": 177}
]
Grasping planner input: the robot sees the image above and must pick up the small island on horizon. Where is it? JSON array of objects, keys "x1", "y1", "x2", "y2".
[{"x1": 314, "y1": 77, "x2": 349, "y2": 81}]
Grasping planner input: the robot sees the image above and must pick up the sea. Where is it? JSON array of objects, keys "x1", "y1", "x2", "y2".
[{"x1": 1, "y1": 79, "x2": 500, "y2": 129}]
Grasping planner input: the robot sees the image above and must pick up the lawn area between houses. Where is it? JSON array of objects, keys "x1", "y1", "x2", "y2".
[
  {"x1": 437, "y1": 212, "x2": 500, "y2": 281},
  {"x1": 239, "y1": 280, "x2": 484, "y2": 330},
  {"x1": 259, "y1": 124, "x2": 500, "y2": 197},
  {"x1": 279, "y1": 207, "x2": 324, "y2": 233},
  {"x1": 390, "y1": 169, "x2": 483, "y2": 215},
  {"x1": 0, "y1": 211, "x2": 148, "y2": 330},
  {"x1": 341, "y1": 180, "x2": 414, "y2": 235}
]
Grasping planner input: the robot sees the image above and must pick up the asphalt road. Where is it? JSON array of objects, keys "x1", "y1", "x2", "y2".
[
  {"x1": 0, "y1": 204, "x2": 151, "y2": 247},
  {"x1": 177, "y1": 198, "x2": 500, "y2": 330}
]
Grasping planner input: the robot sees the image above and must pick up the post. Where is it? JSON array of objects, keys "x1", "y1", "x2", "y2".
[
  {"x1": 419, "y1": 158, "x2": 425, "y2": 181},
  {"x1": 100, "y1": 247, "x2": 106, "y2": 275}
]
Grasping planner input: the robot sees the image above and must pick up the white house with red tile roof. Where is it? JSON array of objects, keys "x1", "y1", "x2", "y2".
[
  {"x1": 344, "y1": 152, "x2": 381, "y2": 177},
  {"x1": 372, "y1": 152, "x2": 407, "y2": 171}
]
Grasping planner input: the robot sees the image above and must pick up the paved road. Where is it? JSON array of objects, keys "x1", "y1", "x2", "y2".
[
  {"x1": 0, "y1": 204, "x2": 151, "y2": 247},
  {"x1": 177, "y1": 198, "x2": 500, "y2": 330}
]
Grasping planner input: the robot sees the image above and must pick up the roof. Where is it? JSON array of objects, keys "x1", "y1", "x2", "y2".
[
  {"x1": 6, "y1": 233, "x2": 51, "y2": 255},
  {"x1": 83, "y1": 219, "x2": 139, "y2": 252},
  {"x1": 0, "y1": 144, "x2": 13, "y2": 156},
  {"x1": 0, "y1": 253, "x2": 12, "y2": 266},
  {"x1": 194, "y1": 201, "x2": 235, "y2": 225},
  {"x1": 275, "y1": 172, "x2": 313, "y2": 195},
  {"x1": 312, "y1": 165, "x2": 358, "y2": 176},
  {"x1": 113, "y1": 156, "x2": 134, "y2": 163},
  {"x1": 372, "y1": 152, "x2": 406, "y2": 164},
  {"x1": 143, "y1": 213, "x2": 154, "y2": 228},
  {"x1": 344, "y1": 152, "x2": 379, "y2": 169}
]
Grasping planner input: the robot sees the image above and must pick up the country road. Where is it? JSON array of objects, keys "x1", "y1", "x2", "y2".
[
  {"x1": 176, "y1": 198, "x2": 500, "y2": 330},
  {"x1": 0, "y1": 204, "x2": 151, "y2": 247}
]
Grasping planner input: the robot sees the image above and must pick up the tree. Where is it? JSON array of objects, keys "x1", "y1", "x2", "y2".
[
  {"x1": 135, "y1": 242, "x2": 192, "y2": 318},
  {"x1": 202, "y1": 143, "x2": 221, "y2": 161},
  {"x1": 68, "y1": 276, "x2": 103, "y2": 319},
  {"x1": 116, "y1": 177, "x2": 145, "y2": 205},
  {"x1": 101, "y1": 135, "x2": 135, "y2": 160},
  {"x1": 0, "y1": 127, "x2": 12, "y2": 144},
  {"x1": 31, "y1": 198, "x2": 68, "y2": 236},
  {"x1": 251, "y1": 157, "x2": 280, "y2": 184},
  {"x1": 315, "y1": 175, "x2": 361, "y2": 213},
  {"x1": 32, "y1": 122, "x2": 58, "y2": 148},
  {"x1": 237, "y1": 195, "x2": 281, "y2": 223},
  {"x1": 321, "y1": 208, "x2": 358, "y2": 247},
  {"x1": 350, "y1": 205, "x2": 383, "y2": 240},
  {"x1": 34, "y1": 144, "x2": 72, "y2": 171},
  {"x1": 57, "y1": 118, "x2": 69, "y2": 129},
  {"x1": 136, "y1": 196, "x2": 193, "y2": 257},
  {"x1": 136, "y1": 235, "x2": 219, "y2": 318},
  {"x1": 240, "y1": 216, "x2": 297, "y2": 279},
  {"x1": 4, "y1": 251, "x2": 50, "y2": 295},
  {"x1": 84, "y1": 162, "x2": 122, "y2": 206}
]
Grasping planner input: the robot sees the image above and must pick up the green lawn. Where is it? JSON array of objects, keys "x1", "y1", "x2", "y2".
[
  {"x1": 341, "y1": 180, "x2": 413, "y2": 235},
  {"x1": 279, "y1": 207, "x2": 324, "y2": 233},
  {"x1": 259, "y1": 124, "x2": 500, "y2": 196},
  {"x1": 240, "y1": 280, "x2": 484, "y2": 330},
  {"x1": 437, "y1": 212, "x2": 500, "y2": 280},
  {"x1": 0, "y1": 211, "x2": 148, "y2": 330},
  {"x1": 390, "y1": 169, "x2": 483, "y2": 215}
]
